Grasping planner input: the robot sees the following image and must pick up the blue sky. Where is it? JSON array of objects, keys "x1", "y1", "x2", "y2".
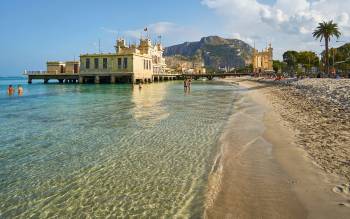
[
  {"x1": 1, "y1": 0, "x2": 348, "y2": 75},
  {"x1": 0, "y1": 0, "x2": 221, "y2": 75}
]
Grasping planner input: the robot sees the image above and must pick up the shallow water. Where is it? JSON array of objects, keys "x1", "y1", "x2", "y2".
[{"x1": 0, "y1": 78, "x2": 238, "y2": 218}]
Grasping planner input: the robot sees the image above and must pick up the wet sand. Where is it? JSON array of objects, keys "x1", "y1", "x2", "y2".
[{"x1": 205, "y1": 79, "x2": 350, "y2": 218}]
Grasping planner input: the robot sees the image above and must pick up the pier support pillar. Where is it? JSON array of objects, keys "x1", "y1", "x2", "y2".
[
  {"x1": 94, "y1": 76, "x2": 100, "y2": 84},
  {"x1": 111, "y1": 75, "x2": 116, "y2": 84},
  {"x1": 44, "y1": 79, "x2": 49, "y2": 84},
  {"x1": 58, "y1": 79, "x2": 64, "y2": 84},
  {"x1": 64, "y1": 79, "x2": 68, "y2": 83},
  {"x1": 79, "y1": 76, "x2": 84, "y2": 84}
]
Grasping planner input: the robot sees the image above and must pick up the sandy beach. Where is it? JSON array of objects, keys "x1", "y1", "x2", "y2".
[{"x1": 205, "y1": 77, "x2": 350, "y2": 218}]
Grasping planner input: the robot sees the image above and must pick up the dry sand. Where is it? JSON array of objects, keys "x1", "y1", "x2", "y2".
[{"x1": 205, "y1": 78, "x2": 350, "y2": 218}]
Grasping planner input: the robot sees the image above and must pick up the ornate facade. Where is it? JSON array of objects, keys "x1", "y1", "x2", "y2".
[
  {"x1": 252, "y1": 44, "x2": 273, "y2": 73},
  {"x1": 78, "y1": 38, "x2": 166, "y2": 83}
]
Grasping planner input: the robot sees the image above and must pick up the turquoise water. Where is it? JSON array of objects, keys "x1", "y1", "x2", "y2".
[{"x1": 0, "y1": 77, "x2": 237, "y2": 218}]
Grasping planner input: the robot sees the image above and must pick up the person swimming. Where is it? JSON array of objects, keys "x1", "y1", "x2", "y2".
[
  {"x1": 7, "y1": 85, "x2": 14, "y2": 96},
  {"x1": 18, "y1": 85, "x2": 24, "y2": 96}
]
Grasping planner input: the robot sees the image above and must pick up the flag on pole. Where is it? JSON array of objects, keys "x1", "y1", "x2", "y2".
[{"x1": 144, "y1": 27, "x2": 148, "y2": 32}]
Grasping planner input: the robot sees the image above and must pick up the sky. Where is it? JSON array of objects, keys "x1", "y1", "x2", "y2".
[{"x1": 1, "y1": 0, "x2": 350, "y2": 75}]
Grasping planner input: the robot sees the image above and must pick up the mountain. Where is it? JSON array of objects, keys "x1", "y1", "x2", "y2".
[{"x1": 164, "y1": 36, "x2": 253, "y2": 69}]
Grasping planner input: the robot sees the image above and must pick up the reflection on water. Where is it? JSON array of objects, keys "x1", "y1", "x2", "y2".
[
  {"x1": 0, "y1": 79, "x2": 237, "y2": 218},
  {"x1": 132, "y1": 83, "x2": 170, "y2": 127}
]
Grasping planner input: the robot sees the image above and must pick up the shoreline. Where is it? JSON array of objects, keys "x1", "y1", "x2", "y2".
[{"x1": 205, "y1": 78, "x2": 350, "y2": 218}]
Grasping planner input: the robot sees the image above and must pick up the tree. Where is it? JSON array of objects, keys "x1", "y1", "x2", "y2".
[
  {"x1": 297, "y1": 51, "x2": 319, "y2": 75},
  {"x1": 331, "y1": 43, "x2": 350, "y2": 76},
  {"x1": 313, "y1": 21, "x2": 341, "y2": 76},
  {"x1": 273, "y1": 60, "x2": 286, "y2": 75},
  {"x1": 283, "y1": 51, "x2": 299, "y2": 75}
]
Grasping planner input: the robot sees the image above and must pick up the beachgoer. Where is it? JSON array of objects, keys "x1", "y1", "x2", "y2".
[
  {"x1": 139, "y1": 82, "x2": 142, "y2": 89},
  {"x1": 184, "y1": 79, "x2": 188, "y2": 92},
  {"x1": 7, "y1": 85, "x2": 14, "y2": 95},
  {"x1": 18, "y1": 85, "x2": 24, "y2": 96}
]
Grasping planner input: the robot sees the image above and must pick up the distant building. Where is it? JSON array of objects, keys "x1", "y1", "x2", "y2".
[
  {"x1": 47, "y1": 61, "x2": 80, "y2": 74},
  {"x1": 165, "y1": 56, "x2": 206, "y2": 74},
  {"x1": 252, "y1": 44, "x2": 273, "y2": 73},
  {"x1": 79, "y1": 38, "x2": 166, "y2": 83}
]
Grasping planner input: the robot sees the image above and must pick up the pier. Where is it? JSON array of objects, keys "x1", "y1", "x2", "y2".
[
  {"x1": 25, "y1": 72, "x2": 250, "y2": 84},
  {"x1": 25, "y1": 71, "x2": 250, "y2": 84},
  {"x1": 25, "y1": 71, "x2": 183, "y2": 84},
  {"x1": 183, "y1": 72, "x2": 251, "y2": 80},
  {"x1": 26, "y1": 71, "x2": 79, "y2": 84}
]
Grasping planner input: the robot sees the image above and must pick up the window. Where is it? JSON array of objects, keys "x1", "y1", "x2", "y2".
[
  {"x1": 144, "y1": 60, "x2": 146, "y2": 69},
  {"x1": 94, "y1": 58, "x2": 99, "y2": 69},
  {"x1": 103, "y1": 58, "x2": 108, "y2": 69},
  {"x1": 149, "y1": 60, "x2": 151, "y2": 70},
  {"x1": 123, "y1": 57, "x2": 128, "y2": 69},
  {"x1": 146, "y1": 60, "x2": 148, "y2": 70},
  {"x1": 118, "y1": 58, "x2": 122, "y2": 69},
  {"x1": 86, "y1": 58, "x2": 90, "y2": 69}
]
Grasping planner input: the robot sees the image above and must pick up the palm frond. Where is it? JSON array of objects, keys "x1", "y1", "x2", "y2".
[{"x1": 313, "y1": 20, "x2": 342, "y2": 42}]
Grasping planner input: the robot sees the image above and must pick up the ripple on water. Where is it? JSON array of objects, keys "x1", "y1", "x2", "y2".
[{"x1": 0, "y1": 80, "x2": 238, "y2": 218}]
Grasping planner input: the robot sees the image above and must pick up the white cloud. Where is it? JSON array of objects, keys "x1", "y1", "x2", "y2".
[
  {"x1": 201, "y1": 0, "x2": 350, "y2": 59},
  {"x1": 102, "y1": 22, "x2": 203, "y2": 46}
]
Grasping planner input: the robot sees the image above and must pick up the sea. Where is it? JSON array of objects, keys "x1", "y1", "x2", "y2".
[{"x1": 0, "y1": 76, "x2": 238, "y2": 218}]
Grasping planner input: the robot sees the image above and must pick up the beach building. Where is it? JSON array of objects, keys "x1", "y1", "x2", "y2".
[
  {"x1": 252, "y1": 44, "x2": 273, "y2": 74},
  {"x1": 47, "y1": 61, "x2": 80, "y2": 74},
  {"x1": 79, "y1": 38, "x2": 167, "y2": 83},
  {"x1": 25, "y1": 37, "x2": 177, "y2": 84}
]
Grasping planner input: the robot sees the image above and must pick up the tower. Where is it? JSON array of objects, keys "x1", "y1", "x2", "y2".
[
  {"x1": 267, "y1": 43, "x2": 273, "y2": 70},
  {"x1": 138, "y1": 38, "x2": 152, "y2": 55},
  {"x1": 115, "y1": 39, "x2": 126, "y2": 54}
]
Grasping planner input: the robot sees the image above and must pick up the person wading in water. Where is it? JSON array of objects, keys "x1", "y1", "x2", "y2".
[
  {"x1": 7, "y1": 85, "x2": 14, "y2": 96},
  {"x1": 188, "y1": 78, "x2": 192, "y2": 91},
  {"x1": 18, "y1": 85, "x2": 24, "y2": 96}
]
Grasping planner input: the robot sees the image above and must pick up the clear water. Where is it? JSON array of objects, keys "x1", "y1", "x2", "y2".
[{"x1": 0, "y1": 77, "x2": 237, "y2": 218}]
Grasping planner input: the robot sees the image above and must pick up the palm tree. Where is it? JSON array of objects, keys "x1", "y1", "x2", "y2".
[{"x1": 313, "y1": 21, "x2": 341, "y2": 76}]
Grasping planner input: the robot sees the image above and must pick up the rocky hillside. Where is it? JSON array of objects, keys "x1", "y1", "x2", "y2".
[{"x1": 164, "y1": 36, "x2": 253, "y2": 70}]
